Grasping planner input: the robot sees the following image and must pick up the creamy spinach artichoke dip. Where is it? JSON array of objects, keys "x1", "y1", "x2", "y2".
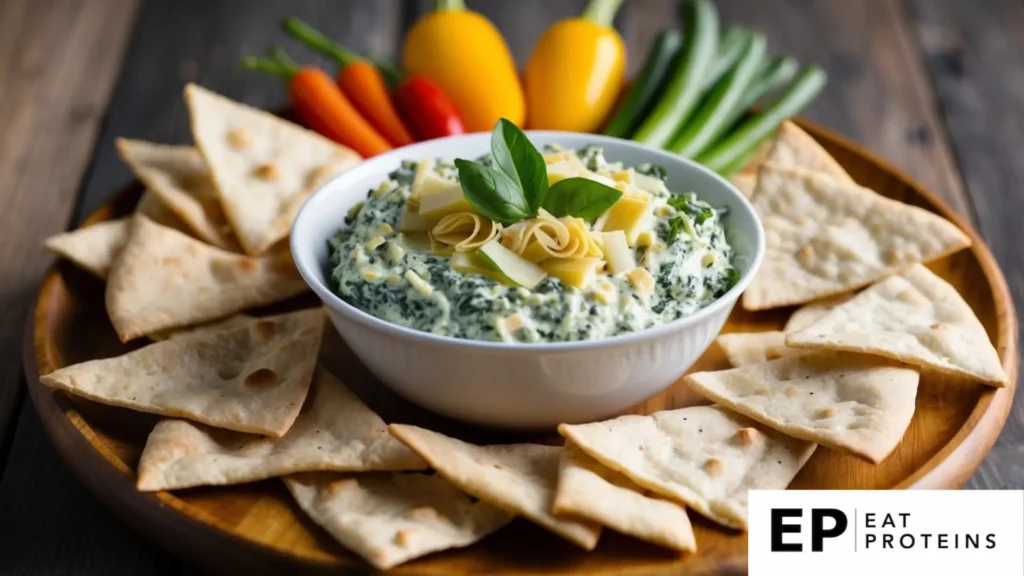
[{"x1": 328, "y1": 140, "x2": 738, "y2": 343}]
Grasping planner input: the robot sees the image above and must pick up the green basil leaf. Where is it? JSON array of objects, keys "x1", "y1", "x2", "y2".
[
  {"x1": 543, "y1": 177, "x2": 623, "y2": 220},
  {"x1": 490, "y1": 119, "x2": 547, "y2": 212},
  {"x1": 454, "y1": 159, "x2": 531, "y2": 224}
]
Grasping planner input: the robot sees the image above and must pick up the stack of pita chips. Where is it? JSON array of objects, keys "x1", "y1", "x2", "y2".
[
  {"x1": 39, "y1": 86, "x2": 521, "y2": 569},
  {"x1": 39, "y1": 90, "x2": 1009, "y2": 566},
  {"x1": 44, "y1": 83, "x2": 361, "y2": 341},
  {"x1": 695, "y1": 121, "x2": 1006, "y2": 468}
]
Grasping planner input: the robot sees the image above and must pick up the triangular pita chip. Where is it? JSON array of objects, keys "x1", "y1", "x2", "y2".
[
  {"x1": 730, "y1": 172, "x2": 756, "y2": 198},
  {"x1": 558, "y1": 406, "x2": 815, "y2": 530},
  {"x1": 149, "y1": 314, "x2": 255, "y2": 341},
  {"x1": 117, "y1": 138, "x2": 239, "y2": 251},
  {"x1": 137, "y1": 368, "x2": 426, "y2": 491},
  {"x1": 787, "y1": 264, "x2": 1007, "y2": 386},
  {"x1": 185, "y1": 83, "x2": 361, "y2": 255},
  {"x1": 784, "y1": 292, "x2": 856, "y2": 333},
  {"x1": 743, "y1": 164, "x2": 971, "y2": 310},
  {"x1": 41, "y1": 309, "x2": 324, "y2": 437},
  {"x1": 553, "y1": 440, "x2": 696, "y2": 552},
  {"x1": 685, "y1": 353, "x2": 919, "y2": 463},
  {"x1": 136, "y1": 189, "x2": 192, "y2": 233},
  {"x1": 44, "y1": 219, "x2": 129, "y2": 279},
  {"x1": 284, "y1": 472, "x2": 512, "y2": 570},
  {"x1": 716, "y1": 331, "x2": 809, "y2": 367},
  {"x1": 389, "y1": 424, "x2": 602, "y2": 549},
  {"x1": 106, "y1": 214, "x2": 309, "y2": 341},
  {"x1": 763, "y1": 121, "x2": 851, "y2": 181}
]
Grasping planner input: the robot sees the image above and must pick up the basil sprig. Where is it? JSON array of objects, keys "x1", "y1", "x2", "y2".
[
  {"x1": 542, "y1": 177, "x2": 622, "y2": 220},
  {"x1": 491, "y1": 119, "x2": 548, "y2": 211},
  {"x1": 455, "y1": 119, "x2": 623, "y2": 225},
  {"x1": 454, "y1": 159, "x2": 531, "y2": 224}
]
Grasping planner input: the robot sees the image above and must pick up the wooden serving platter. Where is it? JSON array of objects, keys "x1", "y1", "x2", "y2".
[{"x1": 26, "y1": 121, "x2": 1018, "y2": 575}]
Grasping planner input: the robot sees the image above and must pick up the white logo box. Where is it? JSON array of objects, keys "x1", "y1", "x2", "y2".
[{"x1": 749, "y1": 490, "x2": 1023, "y2": 575}]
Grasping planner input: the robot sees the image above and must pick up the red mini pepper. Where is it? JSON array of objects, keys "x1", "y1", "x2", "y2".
[
  {"x1": 283, "y1": 18, "x2": 463, "y2": 142},
  {"x1": 393, "y1": 75, "x2": 466, "y2": 140}
]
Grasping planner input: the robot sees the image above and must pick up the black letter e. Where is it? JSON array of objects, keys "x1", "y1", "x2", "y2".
[{"x1": 771, "y1": 508, "x2": 802, "y2": 552}]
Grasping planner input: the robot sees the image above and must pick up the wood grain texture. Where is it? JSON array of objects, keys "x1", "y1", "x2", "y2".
[
  {"x1": 0, "y1": 0, "x2": 402, "y2": 574},
  {"x1": 906, "y1": 0, "x2": 1024, "y2": 485},
  {"x1": 25, "y1": 121, "x2": 1017, "y2": 575},
  {"x1": 0, "y1": 0, "x2": 137, "y2": 467}
]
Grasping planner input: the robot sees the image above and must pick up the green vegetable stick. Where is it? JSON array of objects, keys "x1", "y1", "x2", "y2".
[
  {"x1": 717, "y1": 141, "x2": 764, "y2": 177},
  {"x1": 632, "y1": 0, "x2": 719, "y2": 149},
  {"x1": 721, "y1": 55, "x2": 799, "y2": 129},
  {"x1": 668, "y1": 33, "x2": 767, "y2": 158},
  {"x1": 700, "y1": 26, "x2": 749, "y2": 92},
  {"x1": 696, "y1": 65, "x2": 827, "y2": 172},
  {"x1": 602, "y1": 29, "x2": 683, "y2": 138}
]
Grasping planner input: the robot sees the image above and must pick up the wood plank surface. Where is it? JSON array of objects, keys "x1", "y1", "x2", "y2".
[
  {"x1": 0, "y1": 0, "x2": 402, "y2": 573},
  {"x1": 905, "y1": 0, "x2": 1024, "y2": 487},
  {"x1": 0, "y1": 0, "x2": 137, "y2": 469}
]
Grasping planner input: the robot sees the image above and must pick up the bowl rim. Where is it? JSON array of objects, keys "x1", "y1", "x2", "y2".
[{"x1": 291, "y1": 130, "x2": 765, "y2": 352}]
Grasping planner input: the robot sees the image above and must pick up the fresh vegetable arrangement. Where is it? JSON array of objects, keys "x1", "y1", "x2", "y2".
[{"x1": 243, "y1": 0, "x2": 825, "y2": 178}]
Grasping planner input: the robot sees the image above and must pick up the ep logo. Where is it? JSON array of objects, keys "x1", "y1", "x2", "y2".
[{"x1": 771, "y1": 508, "x2": 848, "y2": 552}]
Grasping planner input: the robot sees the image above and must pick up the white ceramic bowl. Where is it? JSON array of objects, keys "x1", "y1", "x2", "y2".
[{"x1": 291, "y1": 132, "x2": 764, "y2": 429}]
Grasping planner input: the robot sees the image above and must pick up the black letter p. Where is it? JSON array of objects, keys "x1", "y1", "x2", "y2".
[{"x1": 811, "y1": 508, "x2": 848, "y2": 552}]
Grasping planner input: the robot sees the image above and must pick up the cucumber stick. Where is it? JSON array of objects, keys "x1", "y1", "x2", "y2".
[
  {"x1": 603, "y1": 29, "x2": 683, "y2": 138},
  {"x1": 668, "y1": 33, "x2": 767, "y2": 158},
  {"x1": 696, "y1": 65, "x2": 827, "y2": 172},
  {"x1": 632, "y1": 0, "x2": 719, "y2": 149},
  {"x1": 700, "y1": 26, "x2": 749, "y2": 92},
  {"x1": 722, "y1": 55, "x2": 799, "y2": 129}
]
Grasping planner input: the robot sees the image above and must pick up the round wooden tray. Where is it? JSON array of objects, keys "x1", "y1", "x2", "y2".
[{"x1": 26, "y1": 121, "x2": 1018, "y2": 575}]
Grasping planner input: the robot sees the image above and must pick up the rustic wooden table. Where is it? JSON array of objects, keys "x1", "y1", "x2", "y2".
[{"x1": 0, "y1": 0, "x2": 1020, "y2": 572}]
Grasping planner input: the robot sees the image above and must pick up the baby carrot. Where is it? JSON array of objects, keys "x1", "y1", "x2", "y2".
[
  {"x1": 242, "y1": 48, "x2": 392, "y2": 158},
  {"x1": 283, "y1": 18, "x2": 415, "y2": 147}
]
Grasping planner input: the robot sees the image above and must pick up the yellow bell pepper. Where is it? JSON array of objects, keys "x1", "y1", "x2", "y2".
[
  {"x1": 524, "y1": 0, "x2": 626, "y2": 132},
  {"x1": 402, "y1": 0, "x2": 525, "y2": 132}
]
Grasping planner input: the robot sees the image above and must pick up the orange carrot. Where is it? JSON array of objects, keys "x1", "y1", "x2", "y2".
[
  {"x1": 337, "y1": 61, "x2": 415, "y2": 146},
  {"x1": 242, "y1": 48, "x2": 391, "y2": 158},
  {"x1": 283, "y1": 18, "x2": 414, "y2": 147}
]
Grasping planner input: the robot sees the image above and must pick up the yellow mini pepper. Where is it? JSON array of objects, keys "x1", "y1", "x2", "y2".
[
  {"x1": 524, "y1": 0, "x2": 626, "y2": 132},
  {"x1": 402, "y1": 0, "x2": 525, "y2": 132}
]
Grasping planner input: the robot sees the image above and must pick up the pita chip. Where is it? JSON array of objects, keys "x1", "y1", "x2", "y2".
[
  {"x1": 715, "y1": 331, "x2": 811, "y2": 367},
  {"x1": 105, "y1": 214, "x2": 308, "y2": 341},
  {"x1": 784, "y1": 292, "x2": 856, "y2": 333},
  {"x1": 137, "y1": 368, "x2": 425, "y2": 491},
  {"x1": 558, "y1": 406, "x2": 815, "y2": 530},
  {"x1": 44, "y1": 219, "x2": 129, "y2": 279},
  {"x1": 787, "y1": 264, "x2": 1007, "y2": 386},
  {"x1": 389, "y1": 424, "x2": 602, "y2": 549},
  {"x1": 685, "y1": 353, "x2": 919, "y2": 463},
  {"x1": 185, "y1": 83, "x2": 361, "y2": 255},
  {"x1": 41, "y1": 309, "x2": 324, "y2": 437},
  {"x1": 285, "y1": 472, "x2": 512, "y2": 570},
  {"x1": 117, "y1": 138, "x2": 239, "y2": 251},
  {"x1": 743, "y1": 164, "x2": 971, "y2": 310},
  {"x1": 730, "y1": 172, "x2": 757, "y2": 198},
  {"x1": 553, "y1": 440, "x2": 696, "y2": 552},
  {"x1": 149, "y1": 314, "x2": 255, "y2": 342},
  {"x1": 763, "y1": 121, "x2": 851, "y2": 181}
]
